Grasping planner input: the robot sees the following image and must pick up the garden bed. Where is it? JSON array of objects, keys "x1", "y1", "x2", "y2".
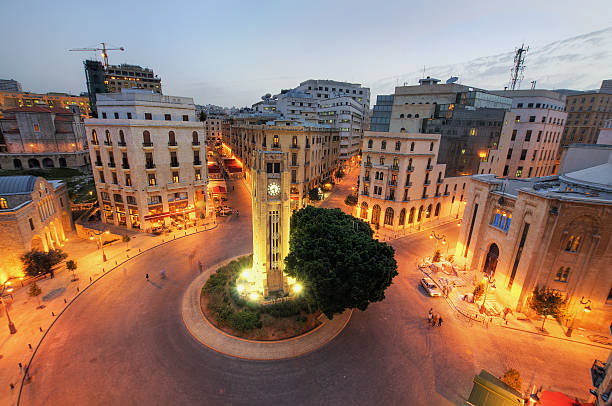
[{"x1": 200, "y1": 255, "x2": 322, "y2": 340}]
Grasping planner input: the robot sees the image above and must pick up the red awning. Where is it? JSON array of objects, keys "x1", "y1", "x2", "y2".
[
  {"x1": 212, "y1": 186, "x2": 226, "y2": 194},
  {"x1": 539, "y1": 391, "x2": 593, "y2": 406},
  {"x1": 144, "y1": 207, "x2": 194, "y2": 221}
]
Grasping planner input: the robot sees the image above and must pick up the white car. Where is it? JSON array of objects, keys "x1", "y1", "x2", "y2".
[{"x1": 420, "y1": 276, "x2": 442, "y2": 297}]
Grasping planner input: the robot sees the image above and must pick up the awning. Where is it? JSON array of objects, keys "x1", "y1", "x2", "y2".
[
  {"x1": 212, "y1": 186, "x2": 226, "y2": 194},
  {"x1": 539, "y1": 391, "x2": 593, "y2": 406},
  {"x1": 144, "y1": 206, "x2": 194, "y2": 221}
]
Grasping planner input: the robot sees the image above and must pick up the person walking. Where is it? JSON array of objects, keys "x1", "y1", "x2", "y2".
[
  {"x1": 428, "y1": 308, "x2": 433, "y2": 326},
  {"x1": 198, "y1": 261, "x2": 203, "y2": 273},
  {"x1": 438, "y1": 316, "x2": 443, "y2": 327},
  {"x1": 145, "y1": 273, "x2": 149, "y2": 281}
]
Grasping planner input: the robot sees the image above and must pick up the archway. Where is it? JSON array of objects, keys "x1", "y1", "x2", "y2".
[
  {"x1": 398, "y1": 208, "x2": 406, "y2": 226},
  {"x1": 13, "y1": 158, "x2": 22, "y2": 169},
  {"x1": 360, "y1": 201, "x2": 368, "y2": 219},
  {"x1": 42, "y1": 158, "x2": 54, "y2": 168},
  {"x1": 371, "y1": 204, "x2": 381, "y2": 226},
  {"x1": 408, "y1": 207, "x2": 415, "y2": 223},
  {"x1": 28, "y1": 158, "x2": 40, "y2": 168},
  {"x1": 384, "y1": 207, "x2": 394, "y2": 226},
  {"x1": 59, "y1": 157, "x2": 67, "y2": 167},
  {"x1": 483, "y1": 243, "x2": 500, "y2": 276}
]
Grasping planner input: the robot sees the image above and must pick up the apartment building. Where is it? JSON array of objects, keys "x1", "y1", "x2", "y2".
[
  {"x1": 0, "y1": 106, "x2": 89, "y2": 170},
  {"x1": 374, "y1": 77, "x2": 512, "y2": 177},
  {"x1": 0, "y1": 91, "x2": 91, "y2": 118},
  {"x1": 85, "y1": 89, "x2": 208, "y2": 232},
  {"x1": 204, "y1": 117, "x2": 228, "y2": 144},
  {"x1": 224, "y1": 120, "x2": 340, "y2": 210},
  {"x1": 357, "y1": 131, "x2": 467, "y2": 232},
  {"x1": 479, "y1": 90, "x2": 567, "y2": 178},
  {"x1": 0, "y1": 79, "x2": 22, "y2": 92},
  {"x1": 562, "y1": 80, "x2": 612, "y2": 146}
]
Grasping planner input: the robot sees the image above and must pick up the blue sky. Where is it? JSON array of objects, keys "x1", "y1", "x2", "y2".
[{"x1": 2, "y1": 0, "x2": 611, "y2": 106}]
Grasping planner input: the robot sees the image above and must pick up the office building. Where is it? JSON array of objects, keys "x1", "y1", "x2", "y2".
[
  {"x1": 85, "y1": 89, "x2": 207, "y2": 232},
  {"x1": 562, "y1": 80, "x2": 612, "y2": 146},
  {"x1": 479, "y1": 90, "x2": 567, "y2": 178},
  {"x1": 0, "y1": 106, "x2": 89, "y2": 170},
  {"x1": 0, "y1": 176, "x2": 73, "y2": 281},
  {"x1": 0, "y1": 79, "x2": 22, "y2": 92}
]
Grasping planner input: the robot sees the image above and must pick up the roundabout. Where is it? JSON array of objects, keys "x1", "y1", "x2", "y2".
[{"x1": 182, "y1": 255, "x2": 352, "y2": 360}]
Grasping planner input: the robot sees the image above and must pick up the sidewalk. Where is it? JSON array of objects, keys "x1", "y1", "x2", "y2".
[{"x1": 0, "y1": 219, "x2": 219, "y2": 406}]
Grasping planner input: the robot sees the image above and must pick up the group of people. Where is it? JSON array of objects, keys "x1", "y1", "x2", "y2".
[{"x1": 428, "y1": 308, "x2": 443, "y2": 327}]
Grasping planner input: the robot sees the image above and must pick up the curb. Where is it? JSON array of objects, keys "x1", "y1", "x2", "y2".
[
  {"x1": 181, "y1": 257, "x2": 352, "y2": 360},
  {"x1": 16, "y1": 222, "x2": 218, "y2": 406}
]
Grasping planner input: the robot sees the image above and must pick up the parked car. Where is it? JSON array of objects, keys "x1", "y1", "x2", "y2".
[
  {"x1": 420, "y1": 276, "x2": 442, "y2": 297},
  {"x1": 216, "y1": 206, "x2": 233, "y2": 216}
]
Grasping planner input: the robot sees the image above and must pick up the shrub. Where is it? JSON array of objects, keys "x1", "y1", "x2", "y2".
[
  {"x1": 229, "y1": 311, "x2": 261, "y2": 332},
  {"x1": 344, "y1": 194, "x2": 358, "y2": 206},
  {"x1": 501, "y1": 368, "x2": 522, "y2": 393}
]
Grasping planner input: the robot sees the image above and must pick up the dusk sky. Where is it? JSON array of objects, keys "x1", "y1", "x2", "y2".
[{"x1": 2, "y1": 0, "x2": 611, "y2": 107}]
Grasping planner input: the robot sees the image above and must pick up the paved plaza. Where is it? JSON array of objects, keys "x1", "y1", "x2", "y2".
[{"x1": 2, "y1": 174, "x2": 608, "y2": 406}]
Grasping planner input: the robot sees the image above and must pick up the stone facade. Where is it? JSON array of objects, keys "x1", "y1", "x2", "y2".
[
  {"x1": 0, "y1": 176, "x2": 73, "y2": 281},
  {"x1": 85, "y1": 90, "x2": 208, "y2": 232},
  {"x1": 562, "y1": 80, "x2": 612, "y2": 146},
  {"x1": 456, "y1": 162, "x2": 612, "y2": 333},
  {"x1": 0, "y1": 91, "x2": 90, "y2": 118},
  {"x1": 0, "y1": 106, "x2": 90, "y2": 171}
]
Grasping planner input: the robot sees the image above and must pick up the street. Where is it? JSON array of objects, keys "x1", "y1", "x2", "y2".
[{"x1": 12, "y1": 174, "x2": 608, "y2": 406}]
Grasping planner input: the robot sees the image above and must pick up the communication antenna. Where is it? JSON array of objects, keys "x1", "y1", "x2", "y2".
[
  {"x1": 508, "y1": 43, "x2": 528, "y2": 90},
  {"x1": 530, "y1": 80, "x2": 536, "y2": 90}
]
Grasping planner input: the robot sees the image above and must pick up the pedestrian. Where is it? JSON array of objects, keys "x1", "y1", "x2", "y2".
[
  {"x1": 18, "y1": 362, "x2": 22, "y2": 370},
  {"x1": 438, "y1": 316, "x2": 443, "y2": 327},
  {"x1": 236, "y1": 210, "x2": 239, "y2": 217},
  {"x1": 427, "y1": 308, "x2": 433, "y2": 325},
  {"x1": 198, "y1": 261, "x2": 203, "y2": 273},
  {"x1": 145, "y1": 273, "x2": 149, "y2": 281}
]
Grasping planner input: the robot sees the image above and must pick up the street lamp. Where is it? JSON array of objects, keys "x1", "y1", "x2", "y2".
[
  {"x1": 89, "y1": 229, "x2": 110, "y2": 262},
  {"x1": 566, "y1": 296, "x2": 592, "y2": 337},
  {"x1": 429, "y1": 231, "x2": 447, "y2": 258},
  {"x1": 1, "y1": 279, "x2": 17, "y2": 334}
]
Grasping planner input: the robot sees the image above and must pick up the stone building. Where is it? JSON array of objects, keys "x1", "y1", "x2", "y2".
[
  {"x1": 479, "y1": 90, "x2": 567, "y2": 178},
  {"x1": 357, "y1": 131, "x2": 467, "y2": 233},
  {"x1": 456, "y1": 151, "x2": 612, "y2": 332},
  {"x1": 0, "y1": 106, "x2": 89, "y2": 171},
  {"x1": 204, "y1": 117, "x2": 228, "y2": 144},
  {"x1": 562, "y1": 80, "x2": 612, "y2": 147},
  {"x1": 0, "y1": 91, "x2": 91, "y2": 118},
  {"x1": 85, "y1": 89, "x2": 208, "y2": 232},
  {"x1": 0, "y1": 176, "x2": 72, "y2": 281},
  {"x1": 224, "y1": 121, "x2": 340, "y2": 210}
]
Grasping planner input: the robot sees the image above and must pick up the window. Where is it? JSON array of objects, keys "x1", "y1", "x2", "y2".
[
  {"x1": 168, "y1": 131, "x2": 176, "y2": 145},
  {"x1": 515, "y1": 116, "x2": 520, "y2": 122},
  {"x1": 164, "y1": 114, "x2": 171, "y2": 121},
  {"x1": 554, "y1": 267, "x2": 570, "y2": 283},
  {"x1": 429, "y1": 142, "x2": 434, "y2": 151},
  {"x1": 565, "y1": 235, "x2": 581, "y2": 252},
  {"x1": 172, "y1": 172, "x2": 180, "y2": 183},
  {"x1": 183, "y1": 115, "x2": 189, "y2": 121},
  {"x1": 490, "y1": 208, "x2": 512, "y2": 231},
  {"x1": 29, "y1": 218, "x2": 34, "y2": 230},
  {"x1": 148, "y1": 174, "x2": 157, "y2": 186},
  {"x1": 434, "y1": 203, "x2": 440, "y2": 216},
  {"x1": 515, "y1": 166, "x2": 523, "y2": 177},
  {"x1": 525, "y1": 130, "x2": 532, "y2": 141},
  {"x1": 507, "y1": 148, "x2": 513, "y2": 159},
  {"x1": 102, "y1": 112, "x2": 107, "y2": 119},
  {"x1": 403, "y1": 189, "x2": 409, "y2": 201},
  {"x1": 410, "y1": 142, "x2": 415, "y2": 152},
  {"x1": 384, "y1": 208, "x2": 394, "y2": 225},
  {"x1": 143, "y1": 130, "x2": 151, "y2": 145},
  {"x1": 529, "y1": 116, "x2": 536, "y2": 122},
  {"x1": 537, "y1": 131, "x2": 542, "y2": 142},
  {"x1": 520, "y1": 149, "x2": 527, "y2": 160},
  {"x1": 144, "y1": 113, "x2": 152, "y2": 120},
  {"x1": 379, "y1": 156, "x2": 384, "y2": 165},
  {"x1": 127, "y1": 112, "x2": 132, "y2": 119},
  {"x1": 273, "y1": 135, "x2": 279, "y2": 148},
  {"x1": 112, "y1": 172, "x2": 118, "y2": 184},
  {"x1": 192, "y1": 131, "x2": 199, "y2": 145},
  {"x1": 114, "y1": 112, "x2": 119, "y2": 119},
  {"x1": 99, "y1": 171, "x2": 105, "y2": 183},
  {"x1": 381, "y1": 140, "x2": 386, "y2": 150},
  {"x1": 125, "y1": 174, "x2": 132, "y2": 186},
  {"x1": 395, "y1": 141, "x2": 400, "y2": 151},
  {"x1": 0, "y1": 197, "x2": 7, "y2": 209},
  {"x1": 426, "y1": 204, "x2": 432, "y2": 218}
]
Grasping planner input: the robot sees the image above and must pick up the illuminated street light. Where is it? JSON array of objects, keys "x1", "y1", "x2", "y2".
[
  {"x1": 90, "y1": 229, "x2": 110, "y2": 262},
  {"x1": 1, "y1": 279, "x2": 18, "y2": 334},
  {"x1": 248, "y1": 292, "x2": 258, "y2": 301},
  {"x1": 236, "y1": 285, "x2": 245, "y2": 293},
  {"x1": 430, "y1": 231, "x2": 447, "y2": 257},
  {"x1": 293, "y1": 283, "x2": 303, "y2": 294}
]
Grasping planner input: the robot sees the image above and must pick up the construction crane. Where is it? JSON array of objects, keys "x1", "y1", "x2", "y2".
[{"x1": 69, "y1": 42, "x2": 125, "y2": 67}]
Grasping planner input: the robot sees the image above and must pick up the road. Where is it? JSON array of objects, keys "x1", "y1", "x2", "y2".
[{"x1": 20, "y1": 175, "x2": 607, "y2": 405}]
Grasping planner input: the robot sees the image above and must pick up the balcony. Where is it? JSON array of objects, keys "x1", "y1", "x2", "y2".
[
  {"x1": 145, "y1": 162, "x2": 156, "y2": 169},
  {"x1": 193, "y1": 159, "x2": 202, "y2": 166},
  {"x1": 434, "y1": 193, "x2": 441, "y2": 197},
  {"x1": 385, "y1": 196, "x2": 395, "y2": 201},
  {"x1": 443, "y1": 192, "x2": 450, "y2": 196},
  {"x1": 290, "y1": 162, "x2": 299, "y2": 167},
  {"x1": 272, "y1": 143, "x2": 281, "y2": 149},
  {"x1": 94, "y1": 160, "x2": 103, "y2": 167},
  {"x1": 91, "y1": 139, "x2": 99, "y2": 146},
  {"x1": 168, "y1": 141, "x2": 178, "y2": 149},
  {"x1": 122, "y1": 162, "x2": 130, "y2": 170},
  {"x1": 390, "y1": 165, "x2": 400, "y2": 171},
  {"x1": 437, "y1": 178, "x2": 444, "y2": 184},
  {"x1": 104, "y1": 141, "x2": 112, "y2": 146},
  {"x1": 405, "y1": 182, "x2": 413, "y2": 187},
  {"x1": 290, "y1": 144, "x2": 299, "y2": 149},
  {"x1": 363, "y1": 176, "x2": 370, "y2": 182},
  {"x1": 406, "y1": 165, "x2": 414, "y2": 172},
  {"x1": 192, "y1": 141, "x2": 200, "y2": 146},
  {"x1": 388, "y1": 180, "x2": 397, "y2": 186},
  {"x1": 422, "y1": 194, "x2": 429, "y2": 199},
  {"x1": 424, "y1": 180, "x2": 431, "y2": 185},
  {"x1": 364, "y1": 162, "x2": 372, "y2": 167},
  {"x1": 362, "y1": 191, "x2": 369, "y2": 196},
  {"x1": 304, "y1": 161, "x2": 310, "y2": 166},
  {"x1": 426, "y1": 165, "x2": 434, "y2": 171},
  {"x1": 108, "y1": 162, "x2": 116, "y2": 168},
  {"x1": 142, "y1": 142, "x2": 154, "y2": 149},
  {"x1": 170, "y1": 160, "x2": 180, "y2": 168},
  {"x1": 118, "y1": 141, "x2": 126, "y2": 147},
  {"x1": 305, "y1": 144, "x2": 311, "y2": 149}
]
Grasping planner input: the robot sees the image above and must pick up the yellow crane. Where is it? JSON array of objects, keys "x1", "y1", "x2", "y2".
[{"x1": 69, "y1": 42, "x2": 125, "y2": 67}]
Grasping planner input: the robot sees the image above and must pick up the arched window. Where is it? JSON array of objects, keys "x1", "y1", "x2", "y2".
[
  {"x1": 430, "y1": 142, "x2": 434, "y2": 151},
  {"x1": 400, "y1": 128, "x2": 406, "y2": 133},
  {"x1": 371, "y1": 205, "x2": 381, "y2": 225},
  {"x1": 59, "y1": 158, "x2": 67, "y2": 167},
  {"x1": 410, "y1": 142, "x2": 415, "y2": 152},
  {"x1": 367, "y1": 139, "x2": 373, "y2": 149},
  {"x1": 143, "y1": 131, "x2": 151, "y2": 145},
  {"x1": 407, "y1": 114, "x2": 412, "y2": 118},
  {"x1": 434, "y1": 202, "x2": 440, "y2": 216},
  {"x1": 28, "y1": 158, "x2": 40, "y2": 168},
  {"x1": 168, "y1": 131, "x2": 176, "y2": 146},
  {"x1": 42, "y1": 158, "x2": 54, "y2": 168},
  {"x1": 384, "y1": 207, "x2": 394, "y2": 225},
  {"x1": 415, "y1": 114, "x2": 420, "y2": 118},
  {"x1": 395, "y1": 141, "x2": 401, "y2": 151},
  {"x1": 13, "y1": 158, "x2": 22, "y2": 169},
  {"x1": 555, "y1": 267, "x2": 570, "y2": 282},
  {"x1": 105, "y1": 130, "x2": 111, "y2": 144},
  {"x1": 119, "y1": 130, "x2": 125, "y2": 144},
  {"x1": 0, "y1": 197, "x2": 7, "y2": 209},
  {"x1": 426, "y1": 204, "x2": 432, "y2": 218},
  {"x1": 400, "y1": 114, "x2": 405, "y2": 118},
  {"x1": 91, "y1": 129, "x2": 98, "y2": 144},
  {"x1": 360, "y1": 202, "x2": 368, "y2": 219},
  {"x1": 417, "y1": 205, "x2": 423, "y2": 221},
  {"x1": 565, "y1": 235, "x2": 581, "y2": 252},
  {"x1": 398, "y1": 208, "x2": 406, "y2": 225},
  {"x1": 408, "y1": 207, "x2": 415, "y2": 223},
  {"x1": 381, "y1": 140, "x2": 386, "y2": 150}
]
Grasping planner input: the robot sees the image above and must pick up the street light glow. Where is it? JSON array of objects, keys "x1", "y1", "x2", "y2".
[
  {"x1": 241, "y1": 269, "x2": 250, "y2": 279},
  {"x1": 237, "y1": 284, "x2": 244, "y2": 293},
  {"x1": 248, "y1": 292, "x2": 258, "y2": 301},
  {"x1": 293, "y1": 283, "x2": 303, "y2": 293}
]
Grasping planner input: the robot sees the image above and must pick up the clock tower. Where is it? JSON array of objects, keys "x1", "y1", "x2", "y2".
[{"x1": 246, "y1": 150, "x2": 293, "y2": 297}]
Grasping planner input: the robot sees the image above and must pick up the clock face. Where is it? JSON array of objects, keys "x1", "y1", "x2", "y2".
[{"x1": 267, "y1": 182, "x2": 281, "y2": 197}]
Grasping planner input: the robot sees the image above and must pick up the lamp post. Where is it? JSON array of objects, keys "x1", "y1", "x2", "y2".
[
  {"x1": 480, "y1": 273, "x2": 496, "y2": 314},
  {"x1": 1, "y1": 279, "x2": 17, "y2": 334},
  {"x1": 429, "y1": 231, "x2": 447, "y2": 258},
  {"x1": 90, "y1": 229, "x2": 110, "y2": 262},
  {"x1": 565, "y1": 296, "x2": 591, "y2": 337}
]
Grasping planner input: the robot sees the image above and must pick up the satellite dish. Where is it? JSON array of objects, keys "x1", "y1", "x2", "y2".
[{"x1": 446, "y1": 76, "x2": 459, "y2": 84}]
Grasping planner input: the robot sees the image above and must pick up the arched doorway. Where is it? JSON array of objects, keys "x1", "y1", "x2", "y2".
[
  {"x1": 398, "y1": 208, "x2": 406, "y2": 226},
  {"x1": 59, "y1": 157, "x2": 67, "y2": 167},
  {"x1": 384, "y1": 207, "x2": 394, "y2": 225},
  {"x1": 360, "y1": 201, "x2": 368, "y2": 219},
  {"x1": 42, "y1": 158, "x2": 54, "y2": 168},
  {"x1": 408, "y1": 207, "x2": 415, "y2": 223},
  {"x1": 483, "y1": 243, "x2": 500, "y2": 276},
  {"x1": 13, "y1": 158, "x2": 22, "y2": 169},
  {"x1": 371, "y1": 204, "x2": 381, "y2": 225},
  {"x1": 28, "y1": 158, "x2": 40, "y2": 168}
]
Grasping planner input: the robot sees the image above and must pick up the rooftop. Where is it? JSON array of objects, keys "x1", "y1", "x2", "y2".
[{"x1": 0, "y1": 175, "x2": 37, "y2": 195}]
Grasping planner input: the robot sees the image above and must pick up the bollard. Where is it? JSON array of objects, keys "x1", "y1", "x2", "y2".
[
  {"x1": 39, "y1": 327, "x2": 43, "y2": 332},
  {"x1": 90, "y1": 276, "x2": 92, "y2": 283},
  {"x1": 115, "y1": 260, "x2": 117, "y2": 265},
  {"x1": 64, "y1": 298, "x2": 67, "y2": 304},
  {"x1": 28, "y1": 343, "x2": 32, "y2": 350},
  {"x1": 19, "y1": 362, "x2": 22, "y2": 370},
  {"x1": 76, "y1": 287, "x2": 79, "y2": 292},
  {"x1": 52, "y1": 312, "x2": 55, "y2": 317}
]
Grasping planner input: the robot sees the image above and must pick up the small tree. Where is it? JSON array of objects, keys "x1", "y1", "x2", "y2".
[
  {"x1": 308, "y1": 188, "x2": 321, "y2": 202},
  {"x1": 21, "y1": 249, "x2": 67, "y2": 278},
  {"x1": 29, "y1": 282, "x2": 43, "y2": 308},
  {"x1": 529, "y1": 287, "x2": 566, "y2": 330},
  {"x1": 344, "y1": 194, "x2": 358, "y2": 207},
  {"x1": 66, "y1": 260, "x2": 78, "y2": 281},
  {"x1": 122, "y1": 235, "x2": 131, "y2": 251},
  {"x1": 501, "y1": 368, "x2": 522, "y2": 393},
  {"x1": 473, "y1": 283, "x2": 485, "y2": 301},
  {"x1": 432, "y1": 250, "x2": 441, "y2": 263}
]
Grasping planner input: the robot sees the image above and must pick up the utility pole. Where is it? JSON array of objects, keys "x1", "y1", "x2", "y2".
[{"x1": 508, "y1": 44, "x2": 528, "y2": 90}]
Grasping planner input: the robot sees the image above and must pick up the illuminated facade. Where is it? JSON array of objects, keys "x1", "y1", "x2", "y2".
[
  {"x1": 562, "y1": 80, "x2": 612, "y2": 147},
  {"x1": 0, "y1": 91, "x2": 91, "y2": 118},
  {"x1": 104, "y1": 64, "x2": 162, "y2": 94},
  {"x1": 0, "y1": 106, "x2": 89, "y2": 171},
  {"x1": 457, "y1": 148, "x2": 612, "y2": 332},
  {"x1": 0, "y1": 176, "x2": 73, "y2": 281},
  {"x1": 243, "y1": 150, "x2": 293, "y2": 296},
  {"x1": 85, "y1": 89, "x2": 208, "y2": 232}
]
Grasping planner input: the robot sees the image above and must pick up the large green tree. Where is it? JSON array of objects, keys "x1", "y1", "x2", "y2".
[
  {"x1": 284, "y1": 206, "x2": 398, "y2": 319},
  {"x1": 21, "y1": 249, "x2": 67, "y2": 278},
  {"x1": 529, "y1": 287, "x2": 566, "y2": 330}
]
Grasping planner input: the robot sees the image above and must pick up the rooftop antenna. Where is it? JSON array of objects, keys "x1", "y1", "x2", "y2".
[
  {"x1": 508, "y1": 43, "x2": 528, "y2": 90},
  {"x1": 530, "y1": 80, "x2": 536, "y2": 90}
]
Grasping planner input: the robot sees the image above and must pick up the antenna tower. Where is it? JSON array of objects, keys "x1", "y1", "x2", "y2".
[{"x1": 508, "y1": 44, "x2": 528, "y2": 90}]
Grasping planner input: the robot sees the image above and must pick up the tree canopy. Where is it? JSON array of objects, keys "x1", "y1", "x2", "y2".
[
  {"x1": 284, "y1": 206, "x2": 398, "y2": 319},
  {"x1": 529, "y1": 287, "x2": 566, "y2": 330},
  {"x1": 21, "y1": 249, "x2": 67, "y2": 277},
  {"x1": 344, "y1": 194, "x2": 358, "y2": 206}
]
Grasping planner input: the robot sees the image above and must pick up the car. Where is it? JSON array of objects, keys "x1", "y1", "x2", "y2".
[
  {"x1": 420, "y1": 276, "x2": 442, "y2": 297},
  {"x1": 216, "y1": 206, "x2": 233, "y2": 216}
]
